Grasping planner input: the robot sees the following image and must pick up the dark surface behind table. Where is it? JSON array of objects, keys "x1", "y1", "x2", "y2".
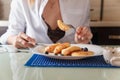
[{"x1": 91, "y1": 27, "x2": 120, "y2": 45}]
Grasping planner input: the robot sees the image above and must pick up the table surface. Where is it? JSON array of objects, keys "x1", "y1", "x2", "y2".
[{"x1": 0, "y1": 45, "x2": 120, "y2": 80}]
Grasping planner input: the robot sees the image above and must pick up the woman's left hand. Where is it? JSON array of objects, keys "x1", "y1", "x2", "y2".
[{"x1": 74, "y1": 26, "x2": 93, "y2": 44}]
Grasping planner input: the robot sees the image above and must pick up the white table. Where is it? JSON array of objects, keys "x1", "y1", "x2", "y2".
[{"x1": 0, "y1": 45, "x2": 120, "y2": 80}]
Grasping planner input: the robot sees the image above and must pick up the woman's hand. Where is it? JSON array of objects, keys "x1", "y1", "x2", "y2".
[
  {"x1": 12, "y1": 32, "x2": 36, "y2": 48},
  {"x1": 74, "y1": 26, "x2": 93, "y2": 44}
]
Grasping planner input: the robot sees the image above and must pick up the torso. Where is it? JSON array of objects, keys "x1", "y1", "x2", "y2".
[
  {"x1": 42, "y1": 0, "x2": 65, "y2": 43},
  {"x1": 42, "y1": 0, "x2": 62, "y2": 30}
]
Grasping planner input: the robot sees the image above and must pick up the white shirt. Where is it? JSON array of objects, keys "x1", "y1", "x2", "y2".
[{"x1": 0, "y1": 0, "x2": 90, "y2": 44}]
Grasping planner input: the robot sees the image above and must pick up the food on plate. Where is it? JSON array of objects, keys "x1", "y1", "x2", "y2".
[
  {"x1": 53, "y1": 42, "x2": 70, "y2": 54},
  {"x1": 45, "y1": 43, "x2": 60, "y2": 53},
  {"x1": 71, "y1": 51, "x2": 94, "y2": 56},
  {"x1": 61, "y1": 46, "x2": 82, "y2": 56},
  {"x1": 57, "y1": 20, "x2": 71, "y2": 31},
  {"x1": 44, "y1": 43, "x2": 94, "y2": 56}
]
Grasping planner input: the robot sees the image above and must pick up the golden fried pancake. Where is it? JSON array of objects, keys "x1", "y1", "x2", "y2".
[
  {"x1": 53, "y1": 42, "x2": 70, "y2": 54},
  {"x1": 45, "y1": 43, "x2": 60, "y2": 53},
  {"x1": 71, "y1": 51, "x2": 94, "y2": 56},
  {"x1": 61, "y1": 46, "x2": 82, "y2": 56}
]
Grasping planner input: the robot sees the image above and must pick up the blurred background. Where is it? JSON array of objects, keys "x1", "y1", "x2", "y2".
[
  {"x1": 0, "y1": 0, "x2": 11, "y2": 20},
  {"x1": 0, "y1": 0, "x2": 120, "y2": 21},
  {"x1": 0, "y1": 0, "x2": 120, "y2": 45}
]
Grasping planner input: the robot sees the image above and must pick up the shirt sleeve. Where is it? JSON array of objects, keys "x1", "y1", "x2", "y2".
[{"x1": 0, "y1": 0, "x2": 26, "y2": 44}]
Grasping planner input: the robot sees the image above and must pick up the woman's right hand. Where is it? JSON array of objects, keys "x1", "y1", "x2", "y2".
[{"x1": 11, "y1": 32, "x2": 36, "y2": 49}]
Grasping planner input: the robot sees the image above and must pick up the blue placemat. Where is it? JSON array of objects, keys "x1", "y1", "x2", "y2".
[{"x1": 25, "y1": 54, "x2": 119, "y2": 68}]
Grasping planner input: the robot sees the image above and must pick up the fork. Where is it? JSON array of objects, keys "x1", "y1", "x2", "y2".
[
  {"x1": 68, "y1": 25, "x2": 76, "y2": 31},
  {"x1": 35, "y1": 43, "x2": 47, "y2": 47}
]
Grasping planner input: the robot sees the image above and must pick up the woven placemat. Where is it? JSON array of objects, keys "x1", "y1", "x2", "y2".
[{"x1": 25, "y1": 54, "x2": 119, "y2": 68}]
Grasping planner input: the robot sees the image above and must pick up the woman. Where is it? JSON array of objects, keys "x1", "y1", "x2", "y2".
[{"x1": 0, "y1": 0, "x2": 93, "y2": 48}]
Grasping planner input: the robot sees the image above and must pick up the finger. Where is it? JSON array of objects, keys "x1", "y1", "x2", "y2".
[
  {"x1": 18, "y1": 32, "x2": 36, "y2": 45},
  {"x1": 76, "y1": 27, "x2": 83, "y2": 34},
  {"x1": 75, "y1": 34, "x2": 91, "y2": 44},
  {"x1": 12, "y1": 36, "x2": 23, "y2": 49},
  {"x1": 78, "y1": 27, "x2": 92, "y2": 40},
  {"x1": 75, "y1": 28, "x2": 92, "y2": 43},
  {"x1": 76, "y1": 29, "x2": 87, "y2": 40},
  {"x1": 76, "y1": 26, "x2": 87, "y2": 36},
  {"x1": 80, "y1": 31, "x2": 93, "y2": 43},
  {"x1": 27, "y1": 43, "x2": 35, "y2": 48},
  {"x1": 15, "y1": 44, "x2": 26, "y2": 49},
  {"x1": 13, "y1": 40, "x2": 23, "y2": 49},
  {"x1": 79, "y1": 27, "x2": 89, "y2": 37},
  {"x1": 75, "y1": 27, "x2": 83, "y2": 40},
  {"x1": 18, "y1": 32, "x2": 31, "y2": 42},
  {"x1": 17, "y1": 37, "x2": 29, "y2": 48},
  {"x1": 75, "y1": 33, "x2": 83, "y2": 43}
]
